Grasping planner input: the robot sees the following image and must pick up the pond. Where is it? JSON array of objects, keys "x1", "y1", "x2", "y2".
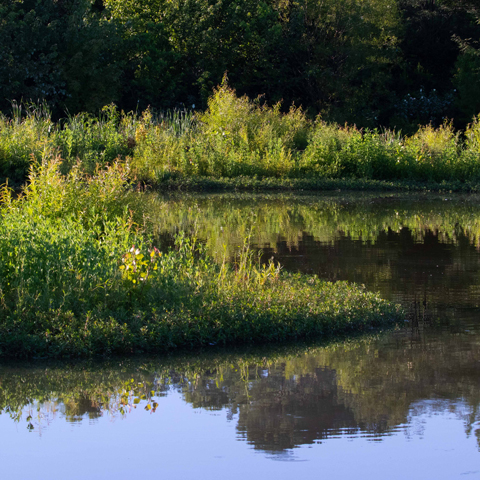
[{"x1": 1, "y1": 192, "x2": 480, "y2": 479}]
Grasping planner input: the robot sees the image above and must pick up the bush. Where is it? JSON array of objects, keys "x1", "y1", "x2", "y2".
[
  {"x1": 191, "y1": 82, "x2": 309, "y2": 177},
  {"x1": 402, "y1": 122, "x2": 461, "y2": 182}
]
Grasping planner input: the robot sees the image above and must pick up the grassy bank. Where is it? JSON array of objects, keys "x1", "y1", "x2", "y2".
[
  {"x1": 151, "y1": 176, "x2": 480, "y2": 193},
  {"x1": 0, "y1": 159, "x2": 403, "y2": 358},
  {"x1": 4, "y1": 85, "x2": 480, "y2": 191}
]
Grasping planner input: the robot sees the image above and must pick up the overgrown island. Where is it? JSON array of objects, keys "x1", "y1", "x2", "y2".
[{"x1": 3, "y1": 0, "x2": 480, "y2": 358}]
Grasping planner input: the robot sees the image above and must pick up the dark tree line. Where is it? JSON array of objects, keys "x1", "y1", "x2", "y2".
[{"x1": 1, "y1": 0, "x2": 480, "y2": 129}]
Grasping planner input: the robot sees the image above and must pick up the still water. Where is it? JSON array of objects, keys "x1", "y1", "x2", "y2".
[{"x1": 1, "y1": 192, "x2": 480, "y2": 480}]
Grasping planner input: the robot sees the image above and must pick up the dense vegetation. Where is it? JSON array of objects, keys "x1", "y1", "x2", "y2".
[
  {"x1": 8, "y1": 0, "x2": 480, "y2": 358},
  {"x1": 0, "y1": 158, "x2": 402, "y2": 358},
  {"x1": 2, "y1": 0, "x2": 480, "y2": 131},
  {"x1": 4, "y1": 85, "x2": 480, "y2": 188}
]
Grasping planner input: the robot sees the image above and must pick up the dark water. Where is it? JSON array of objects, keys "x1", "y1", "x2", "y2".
[{"x1": 2, "y1": 193, "x2": 480, "y2": 480}]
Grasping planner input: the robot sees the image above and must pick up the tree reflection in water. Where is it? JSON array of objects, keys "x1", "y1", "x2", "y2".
[
  {"x1": 2, "y1": 192, "x2": 480, "y2": 451},
  {"x1": 1, "y1": 326, "x2": 479, "y2": 451}
]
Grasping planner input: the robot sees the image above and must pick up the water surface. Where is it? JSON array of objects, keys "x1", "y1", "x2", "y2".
[{"x1": 2, "y1": 192, "x2": 480, "y2": 479}]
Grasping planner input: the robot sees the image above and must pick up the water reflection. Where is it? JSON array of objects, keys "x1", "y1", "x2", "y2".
[
  {"x1": 1, "y1": 192, "x2": 480, "y2": 473},
  {"x1": 1, "y1": 324, "x2": 479, "y2": 450},
  {"x1": 235, "y1": 365, "x2": 359, "y2": 451},
  {"x1": 267, "y1": 228, "x2": 480, "y2": 314}
]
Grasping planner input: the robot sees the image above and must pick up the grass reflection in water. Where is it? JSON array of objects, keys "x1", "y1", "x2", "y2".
[{"x1": 1, "y1": 327, "x2": 479, "y2": 451}]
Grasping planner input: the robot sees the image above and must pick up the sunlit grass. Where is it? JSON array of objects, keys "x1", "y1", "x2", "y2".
[
  {"x1": 0, "y1": 158, "x2": 403, "y2": 358},
  {"x1": 3, "y1": 85, "x2": 480, "y2": 188}
]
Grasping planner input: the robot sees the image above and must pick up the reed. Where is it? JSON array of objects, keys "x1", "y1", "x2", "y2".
[{"x1": 3, "y1": 84, "x2": 480, "y2": 189}]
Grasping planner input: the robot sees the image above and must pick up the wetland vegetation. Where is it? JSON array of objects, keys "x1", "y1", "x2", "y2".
[
  {"x1": 0, "y1": 159, "x2": 402, "y2": 359},
  {"x1": 4, "y1": 0, "x2": 480, "y2": 359},
  {"x1": 2, "y1": 2, "x2": 480, "y2": 477},
  {"x1": 5, "y1": 86, "x2": 480, "y2": 191},
  {"x1": 6, "y1": 85, "x2": 480, "y2": 357}
]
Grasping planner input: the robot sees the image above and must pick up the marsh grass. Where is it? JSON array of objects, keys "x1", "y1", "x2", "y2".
[
  {"x1": 130, "y1": 87, "x2": 480, "y2": 185},
  {"x1": 0, "y1": 158, "x2": 402, "y2": 358},
  {"x1": 3, "y1": 86, "x2": 480, "y2": 188},
  {"x1": 55, "y1": 106, "x2": 133, "y2": 174},
  {"x1": 0, "y1": 102, "x2": 54, "y2": 184}
]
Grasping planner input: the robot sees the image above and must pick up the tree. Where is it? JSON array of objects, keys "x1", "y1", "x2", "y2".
[
  {"x1": 393, "y1": 0, "x2": 480, "y2": 128},
  {"x1": 0, "y1": 0, "x2": 122, "y2": 115},
  {"x1": 104, "y1": 0, "x2": 401, "y2": 126}
]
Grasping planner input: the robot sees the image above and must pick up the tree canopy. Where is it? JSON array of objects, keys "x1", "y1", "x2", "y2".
[{"x1": 1, "y1": 0, "x2": 480, "y2": 128}]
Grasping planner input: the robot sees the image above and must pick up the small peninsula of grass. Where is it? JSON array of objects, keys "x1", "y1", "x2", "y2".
[{"x1": 0, "y1": 159, "x2": 403, "y2": 358}]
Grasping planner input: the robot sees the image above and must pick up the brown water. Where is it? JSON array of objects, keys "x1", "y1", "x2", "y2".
[{"x1": 1, "y1": 193, "x2": 480, "y2": 480}]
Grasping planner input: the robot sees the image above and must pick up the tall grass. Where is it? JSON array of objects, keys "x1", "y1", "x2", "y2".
[
  {"x1": 130, "y1": 87, "x2": 480, "y2": 184},
  {"x1": 55, "y1": 105, "x2": 134, "y2": 174},
  {"x1": 3, "y1": 84, "x2": 480, "y2": 187},
  {"x1": 0, "y1": 102, "x2": 54, "y2": 183}
]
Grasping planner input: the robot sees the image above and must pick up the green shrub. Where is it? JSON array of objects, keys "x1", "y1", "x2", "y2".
[
  {"x1": 402, "y1": 122, "x2": 461, "y2": 182},
  {"x1": 130, "y1": 108, "x2": 195, "y2": 181},
  {"x1": 300, "y1": 120, "x2": 470, "y2": 182},
  {"x1": 191, "y1": 82, "x2": 309, "y2": 177},
  {"x1": 301, "y1": 123, "x2": 402, "y2": 179},
  {"x1": 0, "y1": 158, "x2": 144, "y2": 318}
]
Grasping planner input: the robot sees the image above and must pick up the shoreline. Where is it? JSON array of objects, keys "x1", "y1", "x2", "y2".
[{"x1": 149, "y1": 176, "x2": 480, "y2": 194}]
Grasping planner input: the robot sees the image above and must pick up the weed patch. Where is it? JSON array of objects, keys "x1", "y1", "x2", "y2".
[{"x1": 3, "y1": 86, "x2": 480, "y2": 189}]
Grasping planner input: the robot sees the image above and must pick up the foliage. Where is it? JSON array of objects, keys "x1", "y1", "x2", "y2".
[
  {"x1": 0, "y1": 0, "x2": 122, "y2": 115},
  {"x1": 0, "y1": 158, "x2": 403, "y2": 358},
  {"x1": 0, "y1": 0, "x2": 399, "y2": 126},
  {"x1": 5, "y1": 88, "x2": 480, "y2": 188},
  {"x1": 454, "y1": 47, "x2": 480, "y2": 125},
  {"x1": 55, "y1": 105, "x2": 134, "y2": 173},
  {"x1": 0, "y1": 102, "x2": 54, "y2": 183},
  {"x1": 6, "y1": 83, "x2": 480, "y2": 190},
  {"x1": 108, "y1": 86, "x2": 480, "y2": 184},
  {"x1": 393, "y1": 0, "x2": 480, "y2": 129},
  {"x1": 0, "y1": 103, "x2": 136, "y2": 185},
  {"x1": 2, "y1": 0, "x2": 480, "y2": 128}
]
